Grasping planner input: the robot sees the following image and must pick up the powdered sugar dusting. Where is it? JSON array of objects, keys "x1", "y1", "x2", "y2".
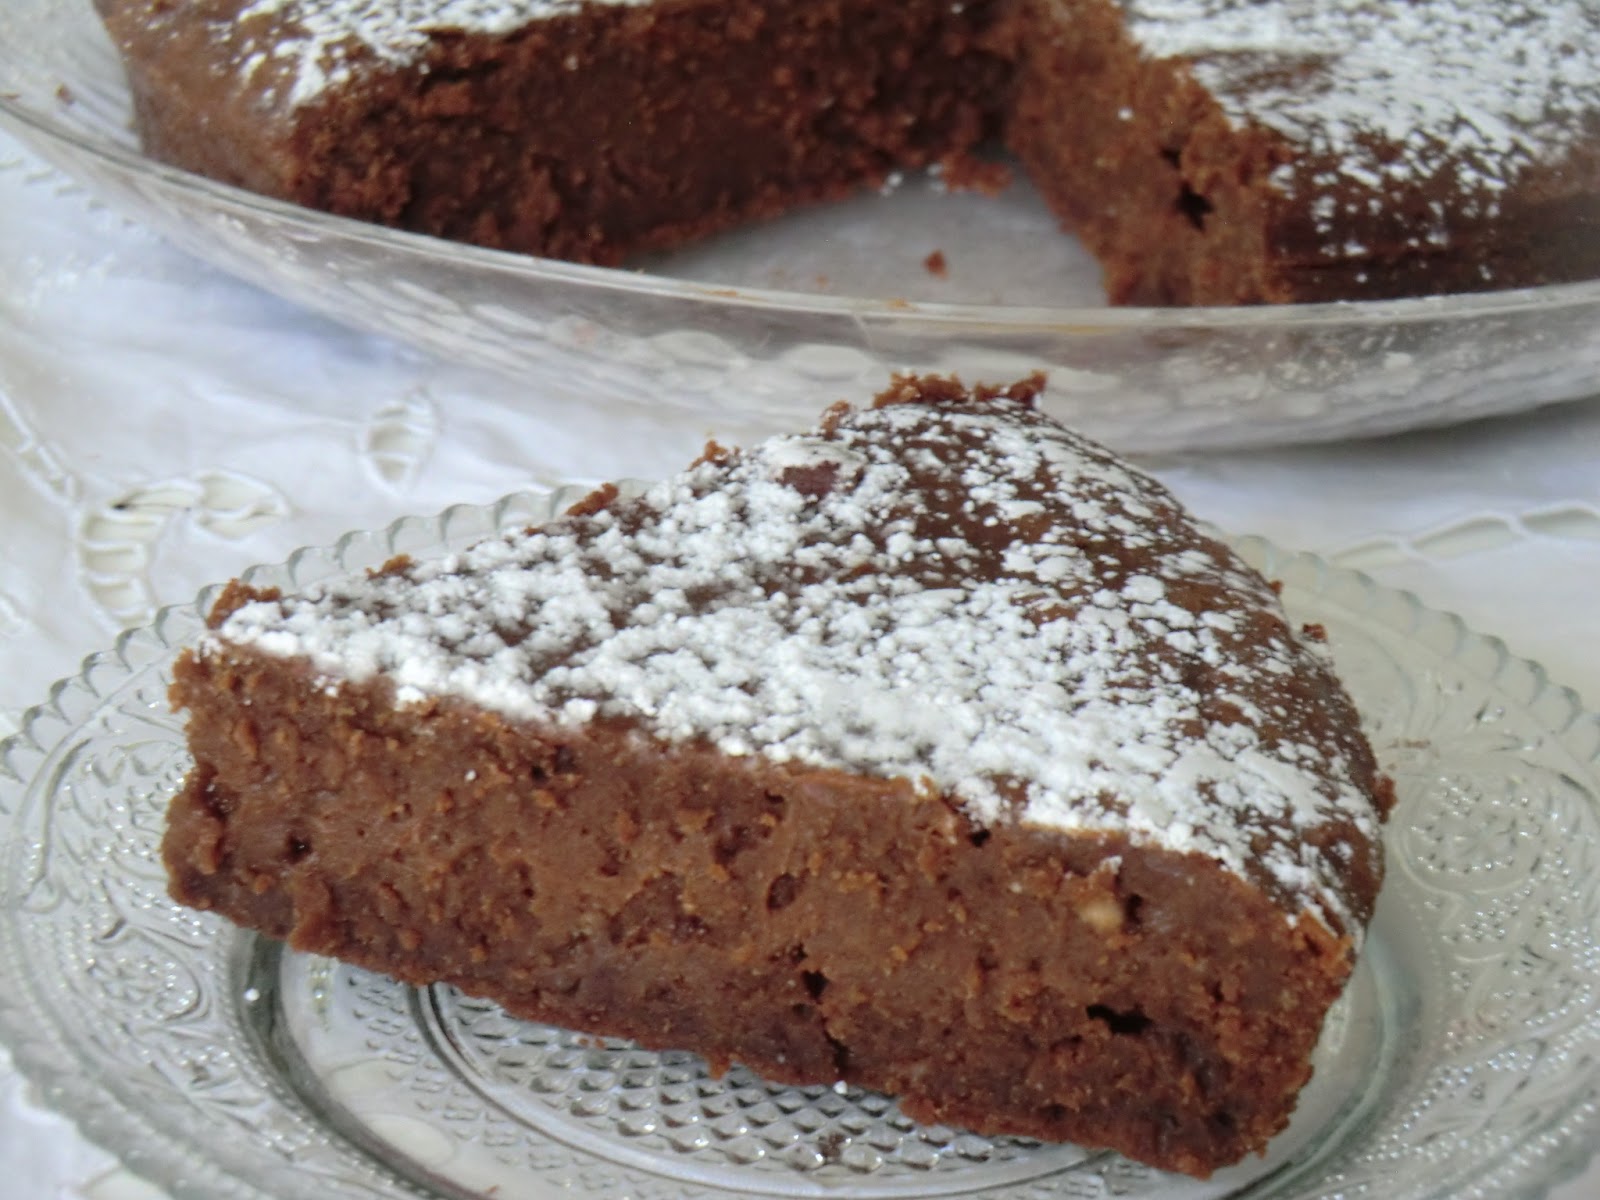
[
  {"x1": 1125, "y1": 0, "x2": 1599, "y2": 236},
  {"x1": 207, "y1": 390, "x2": 1384, "y2": 937},
  {"x1": 231, "y1": 0, "x2": 650, "y2": 107}
]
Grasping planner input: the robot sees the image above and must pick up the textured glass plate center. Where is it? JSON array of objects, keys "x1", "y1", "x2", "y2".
[{"x1": 419, "y1": 985, "x2": 1089, "y2": 1193}]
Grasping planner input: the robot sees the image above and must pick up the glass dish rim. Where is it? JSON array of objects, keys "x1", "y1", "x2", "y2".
[
  {"x1": 5, "y1": 83, "x2": 1600, "y2": 333},
  {"x1": 2, "y1": 485, "x2": 1599, "y2": 1200}
]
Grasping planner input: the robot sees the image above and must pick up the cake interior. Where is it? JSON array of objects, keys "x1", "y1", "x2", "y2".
[{"x1": 169, "y1": 639, "x2": 1354, "y2": 1177}]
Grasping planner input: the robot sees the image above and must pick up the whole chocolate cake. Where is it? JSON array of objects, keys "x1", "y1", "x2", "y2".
[
  {"x1": 94, "y1": 0, "x2": 1600, "y2": 303},
  {"x1": 165, "y1": 375, "x2": 1395, "y2": 1176}
]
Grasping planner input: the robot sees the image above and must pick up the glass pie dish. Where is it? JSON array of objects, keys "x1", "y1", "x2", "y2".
[
  {"x1": 2, "y1": 486, "x2": 1599, "y2": 1200},
  {"x1": 4, "y1": 0, "x2": 1600, "y2": 452}
]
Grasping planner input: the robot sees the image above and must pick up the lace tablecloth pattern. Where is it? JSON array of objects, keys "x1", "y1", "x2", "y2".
[{"x1": 1, "y1": 133, "x2": 1598, "y2": 1200}]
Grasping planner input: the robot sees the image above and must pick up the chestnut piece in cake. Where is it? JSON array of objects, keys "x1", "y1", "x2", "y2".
[{"x1": 165, "y1": 375, "x2": 1394, "y2": 1176}]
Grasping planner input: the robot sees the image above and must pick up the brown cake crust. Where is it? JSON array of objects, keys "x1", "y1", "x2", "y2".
[{"x1": 164, "y1": 376, "x2": 1393, "y2": 1177}]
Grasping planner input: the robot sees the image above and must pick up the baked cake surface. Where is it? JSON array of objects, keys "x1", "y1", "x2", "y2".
[
  {"x1": 96, "y1": 0, "x2": 1600, "y2": 302},
  {"x1": 166, "y1": 376, "x2": 1393, "y2": 1176},
  {"x1": 1007, "y1": 0, "x2": 1600, "y2": 302}
]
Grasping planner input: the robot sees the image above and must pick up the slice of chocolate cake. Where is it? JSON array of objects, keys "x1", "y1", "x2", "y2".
[{"x1": 165, "y1": 375, "x2": 1393, "y2": 1176}]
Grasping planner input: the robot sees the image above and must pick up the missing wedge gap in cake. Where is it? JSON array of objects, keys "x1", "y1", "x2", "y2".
[{"x1": 97, "y1": 0, "x2": 1600, "y2": 303}]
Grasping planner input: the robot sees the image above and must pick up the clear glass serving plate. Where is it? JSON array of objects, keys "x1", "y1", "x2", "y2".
[
  {"x1": 4, "y1": 0, "x2": 1600, "y2": 452},
  {"x1": 2, "y1": 486, "x2": 1599, "y2": 1200}
]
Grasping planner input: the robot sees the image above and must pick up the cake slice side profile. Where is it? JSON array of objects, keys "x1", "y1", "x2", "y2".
[{"x1": 165, "y1": 376, "x2": 1393, "y2": 1177}]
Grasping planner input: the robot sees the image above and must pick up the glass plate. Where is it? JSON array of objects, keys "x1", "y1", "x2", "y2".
[
  {"x1": 2, "y1": 486, "x2": 1599, "y2": 1200},
  {"x1": 4, "y1": 0, "x2": 1600, "y2": 452}
]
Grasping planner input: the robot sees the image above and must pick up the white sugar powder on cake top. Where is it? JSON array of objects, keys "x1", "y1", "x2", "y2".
[
  {"x1": 206, "y1": 394, "x2": 1383, "y2": 939},
  {"x1": 234, "y1": 0, "x2": 652, "y2": 105},
  {"x1": 1125, "y1": 1, "x2": 1599, "y2": 205}
]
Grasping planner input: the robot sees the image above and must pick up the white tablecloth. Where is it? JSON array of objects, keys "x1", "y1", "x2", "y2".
[{"x1": 2, "y1": 132, "x2": 1597, "y2": 1200}]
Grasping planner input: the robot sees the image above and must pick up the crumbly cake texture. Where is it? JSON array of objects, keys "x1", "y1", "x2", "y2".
[
  {"x1": 166, "y1": 376, "x2": 1393, "y2": 1176},
  {"x1": 96, "y1": 0, "x2": 1600, "y2": 303},
  {"x1": 98, "y1": 0, "x2": 1013, "y2": 269},
  {"x1": 1004, "y1": 0, "x2": 1600, "y2": 302}
]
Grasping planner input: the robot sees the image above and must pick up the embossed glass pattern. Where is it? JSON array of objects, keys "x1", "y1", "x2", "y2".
[
  {"x1": 1, "y1": 488, "x2": 1598, "y2": 1200},
  {"x1": 3, "y1": 0, "x2": 1600, "y2": 452}
]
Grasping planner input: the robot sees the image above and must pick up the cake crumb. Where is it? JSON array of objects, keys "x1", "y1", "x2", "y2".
[{"x1": 938, "y1": 154, "x2": 1013, "y2": 196}]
